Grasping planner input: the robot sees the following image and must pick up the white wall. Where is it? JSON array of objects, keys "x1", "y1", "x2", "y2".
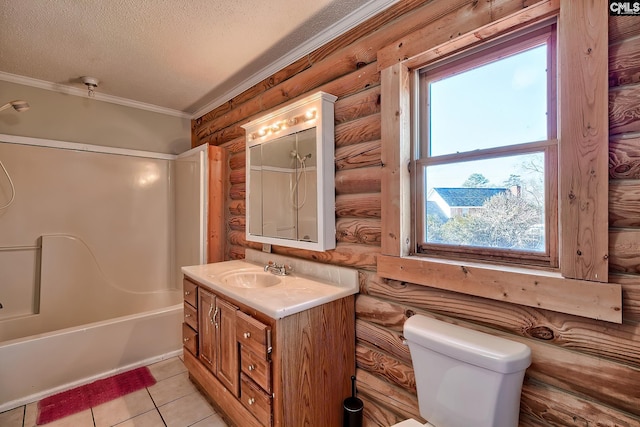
[{"x1": 0, "y1": 80, "x2": 191, "y2": 154}]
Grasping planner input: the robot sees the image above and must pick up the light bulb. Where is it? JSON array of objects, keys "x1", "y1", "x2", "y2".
[{"x1": 304, "y1": 110, "x2": 316, "y2": 121}]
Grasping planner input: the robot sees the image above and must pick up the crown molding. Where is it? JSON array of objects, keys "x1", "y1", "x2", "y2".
[
  {"x1": 0, "y1": 72, "x2": 191, "y2": 119},
  {"x1": 1, "y1": 0, "x2": 397, "y2": 121},
  {"x1": 191, "y1": 0, "x2": 398, "y2": 119}
]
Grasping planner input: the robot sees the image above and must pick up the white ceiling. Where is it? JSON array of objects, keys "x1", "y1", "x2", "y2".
[{"x1": 0, "y1": 0, "x2": 396, "y2": 118}]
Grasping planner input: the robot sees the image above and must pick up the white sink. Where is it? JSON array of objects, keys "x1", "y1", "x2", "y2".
[
  {"x1": 221, "y1": 271, "x2": 281, "y2": 288},
  {"x1": 182, "y1": 256, "x2": 358, "y2": 318}
]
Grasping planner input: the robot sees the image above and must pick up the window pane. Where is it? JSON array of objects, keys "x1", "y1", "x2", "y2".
[
  {"x1": 424, "y1": 153, "x2": 545, "y2": 252},
  {"x1": 428, "y1": 45, "x2": 548, "y2": 157}
]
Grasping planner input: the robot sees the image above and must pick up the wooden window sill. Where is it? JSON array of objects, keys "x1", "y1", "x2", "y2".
[{"x1": 377, "y1": 254, "x2": 622, "y2": 323}]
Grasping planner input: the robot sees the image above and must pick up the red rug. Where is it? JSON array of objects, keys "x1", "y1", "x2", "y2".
[{"x1": 36, "y1": 366, "x2": 156, "y2": 425}]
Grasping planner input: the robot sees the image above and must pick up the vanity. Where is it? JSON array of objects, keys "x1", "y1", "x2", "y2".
[{"x1": 181, "y1": 249, "x2": 358, "y2": 427}]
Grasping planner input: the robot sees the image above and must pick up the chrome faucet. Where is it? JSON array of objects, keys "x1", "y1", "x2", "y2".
[{"x1": 264, "y1": 261, "x2": 292, "y2": 276}]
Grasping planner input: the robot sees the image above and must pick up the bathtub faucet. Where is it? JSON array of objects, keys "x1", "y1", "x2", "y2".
[{"x1": 264, "y1": 261, "x2": 292, "y2": 276}]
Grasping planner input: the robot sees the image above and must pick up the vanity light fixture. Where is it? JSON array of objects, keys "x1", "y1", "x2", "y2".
[{"x1": 250, "y1": 109, "x2": 320, "y2": 140}]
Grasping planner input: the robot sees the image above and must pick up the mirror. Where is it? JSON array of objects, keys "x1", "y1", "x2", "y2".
[
  {"x1": 242, "y1": 92, "x2": 337, "y2": 251},
  {"x1": 249, "y1": 128, "x2": 318, "y2": 242}
]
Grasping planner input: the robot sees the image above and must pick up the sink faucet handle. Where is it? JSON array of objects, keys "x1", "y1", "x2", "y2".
[
  {"x1": 264, "y1": 261, "x2": 293, "y2": 275},
  {"x1": 264, "y1": 260, "x2": 280, "y2": 272}
]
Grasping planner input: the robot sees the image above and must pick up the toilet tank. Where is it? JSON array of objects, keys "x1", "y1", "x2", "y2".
[{"x1": 404, "y1": 315, "x2": 531, "y2": 427}]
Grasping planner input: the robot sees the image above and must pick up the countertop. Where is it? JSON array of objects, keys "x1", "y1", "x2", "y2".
[{"x1": 181, "y1": 255, "x2": 358, "y2": 319}]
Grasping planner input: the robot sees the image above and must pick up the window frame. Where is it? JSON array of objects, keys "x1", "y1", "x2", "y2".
[
  {"x1": 377, "y1": 0, "x2": 621, "y2": 323},
  {"x1": 413, "y1": 25, "x2": 559, "y2": 268}
]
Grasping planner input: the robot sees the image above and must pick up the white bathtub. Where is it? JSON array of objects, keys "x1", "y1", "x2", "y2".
[
  {"x1": 0, "y1": 235, "x2": 183, "y2": 411},
  {"x1": 0, "y1": 303, "x2": 182, "y2": 412}
]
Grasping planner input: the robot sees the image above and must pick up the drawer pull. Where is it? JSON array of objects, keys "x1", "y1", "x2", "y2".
[
  {"x1": 185, "y1": 313, "x2": 191, "y2": 318},
  {"x1": 183, "y1": 337, "x2": 189, "y2": 342},
  {"x1": 248, "y1": 364, "x2": 255, "y2": 371},
  {"x1": 184, "y1": 291, "x2": 191, "y2": 296},
  {"x1": 243, "y1": 332, "x2": 251, "y2": 339},
  {"x1": 247, "y1": 397, "x2": 255, "y2": 405}
]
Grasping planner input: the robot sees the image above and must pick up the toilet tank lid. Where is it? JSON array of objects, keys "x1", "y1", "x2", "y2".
[{"x1": 404, "y1": 315, "x2": 532, "y2": 374}]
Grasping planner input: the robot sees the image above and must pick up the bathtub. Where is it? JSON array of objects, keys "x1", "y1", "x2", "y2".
[{"x1": 0, "y1": 235, "x2": 183, "y2": 411}]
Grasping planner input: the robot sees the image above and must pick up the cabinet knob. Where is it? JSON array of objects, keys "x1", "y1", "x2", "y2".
[
  {"x1": 248, "y1": 364, "x2": 255, "y2": 371},
  {"x1": 243, "y1": 332, "x2": 251, "y2": 339},
  {"x1": 184, "y1": 291, "x2": 191, "y2": 296},
  {"x1": 183, "y1": 337, "x2": 189, "y2": 342},
  {"x1": 185, "y1": 314, "x2": 191, "y2": 318},
  {"x1": 247, "y1": 397, "x2": 255, "y2": 405}
]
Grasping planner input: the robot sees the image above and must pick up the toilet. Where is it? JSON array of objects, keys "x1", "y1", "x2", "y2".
[{"x1": 392, "y1": 315, "x2": 532, "y2": 427}]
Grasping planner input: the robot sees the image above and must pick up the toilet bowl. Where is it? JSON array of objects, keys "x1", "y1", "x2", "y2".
[{"x1": 391, "y1": 315, "x2": 531, "y2": 427}]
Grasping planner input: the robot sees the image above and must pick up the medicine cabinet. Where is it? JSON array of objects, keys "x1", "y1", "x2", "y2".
[{"x1": 242, "y1": 92, "x2": 337, "y2": 252}]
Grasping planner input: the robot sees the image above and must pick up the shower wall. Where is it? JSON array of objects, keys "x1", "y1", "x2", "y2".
[{"x1": 0, "y1": 139, "x2": 175, "y2": 321}]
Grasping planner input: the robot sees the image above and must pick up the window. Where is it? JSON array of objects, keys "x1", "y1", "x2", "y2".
[
  {"x1": 378, "y1": 2, "x2": 619, "y2": 322},
  {"x1": 414, "y1": 26, "x2": 557, "y2": 267}
]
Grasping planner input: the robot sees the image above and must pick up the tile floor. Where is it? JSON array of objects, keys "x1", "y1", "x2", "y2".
[{"x1": 0, "y1": 356, "x2": 228, "y2": 427}]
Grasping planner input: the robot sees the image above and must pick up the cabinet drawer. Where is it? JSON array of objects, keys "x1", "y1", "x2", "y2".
[
  {"x1": 183, "y1": 302, "x2": 198, "y2": 331},
  {"x1": 241, "y1": 345, "x2": 271, "y2": 393},
  {"x1": 236, "y1": 311, "x2": 271, "y2": 359},
  {"x1": 241, "y1": 373, "x2": 271, "y2": 426},
  {"x1": 183, "y1": 279, "x2": 198, "y2": 308},
  {"x1": 182, "y1": 323, "x2": 198, "y2": 356}
]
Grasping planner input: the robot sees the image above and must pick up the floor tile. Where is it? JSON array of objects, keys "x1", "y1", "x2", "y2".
[
  {"x1": 112, "y1": 409, "x2": 166, "y2": 427},
  {"x1": 23, "y1": 402, "x2": 38, "y2": 427},
  {"x1": 93, "y1": 389, "x2": 156, "y2": 427},
  {"x1": 190, "y1": 413, "x2": 227, "y2": 427},
  {"x1": 0, "y1": 407, "x2": 24, "y2": 427},
  {"x1": 158, "y1": 392, "x2": 214, "y2": 427},
  {"x1": 33, "y1": 408, "x2": 95, "y2": 427},
  {"x1": 6, "y1": 355, "x2": 229, "y2": 427},
  {"x1": 148, "y1": 372, "x2": 197, "y2": 407},
  {"x1": 147, "y1": 357, "x2": 187, "y2": 382}
]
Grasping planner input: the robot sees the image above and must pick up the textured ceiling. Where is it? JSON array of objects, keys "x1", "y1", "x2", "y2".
[{"x1": 0, "y1": 0, "x2": 395, "y2": 117}]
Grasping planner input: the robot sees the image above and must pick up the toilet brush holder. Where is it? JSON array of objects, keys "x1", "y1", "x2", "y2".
[{"x1": 343, "y1": 375, "x2": 363, "y2": 427}]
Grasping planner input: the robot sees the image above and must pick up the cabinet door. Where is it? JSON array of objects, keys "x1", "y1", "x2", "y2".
[
  {"x1": 216, "y1": 298, "x2": 239, "y2": 396},
  {"x1": 198, "y1": 288, "x2": 217, "y2": 372}
]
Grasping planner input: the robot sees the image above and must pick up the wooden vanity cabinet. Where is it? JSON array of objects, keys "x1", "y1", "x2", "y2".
[
  {"x1": 182, "y1": 279, "x2": 198, "y2": 356},
  {"x1": 183, "y1": 275, "x2": 355, "y2": 427}
]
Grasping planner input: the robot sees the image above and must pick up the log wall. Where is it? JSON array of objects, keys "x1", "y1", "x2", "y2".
[{"x1": 192, "y1": 1, "x2": 640, "y2": 425}]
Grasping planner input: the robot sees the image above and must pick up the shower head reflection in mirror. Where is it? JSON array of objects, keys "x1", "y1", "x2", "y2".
[{"x1": 290, "y1": 150, "x2": 312, "y2": 210}]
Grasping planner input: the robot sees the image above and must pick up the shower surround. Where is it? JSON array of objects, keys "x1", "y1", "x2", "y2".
[{"x1": 0, "y1": 135, "x2": 197, "y2": 410}]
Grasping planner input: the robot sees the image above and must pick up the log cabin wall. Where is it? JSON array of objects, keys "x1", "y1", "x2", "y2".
[{"x1": 192, "y1": 1, "x2": 640, "y2": 425}]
